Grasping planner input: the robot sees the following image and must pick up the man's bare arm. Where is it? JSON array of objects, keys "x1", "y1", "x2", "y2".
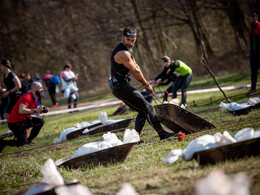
[
  {"x1": 114, "y1": 51, "x2": 148, "y2": 85},
  {"x1": 114, "y1": 50, "x2": 153, "y2": 94},
  {"x1": 19, "y1": 104, "x2": 44, "y2": 114}
]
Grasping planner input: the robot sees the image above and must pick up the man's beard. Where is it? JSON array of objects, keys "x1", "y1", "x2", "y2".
[{"x1": 36, "y1": 91, "x2": 42, "y2": 97}]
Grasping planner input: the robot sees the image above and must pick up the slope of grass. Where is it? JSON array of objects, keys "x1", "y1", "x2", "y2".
[{"x1": 0, "y1": 71, "x2": 260, "y2": 194}]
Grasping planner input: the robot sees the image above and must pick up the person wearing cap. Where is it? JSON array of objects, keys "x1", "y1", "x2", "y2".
[
  {"x1": 0, "y1": 82, "x2": 46, "y2": 152},
  {"x1": 0, "y1": 60, "x2": 22, "y2": 120},
  {"x1": 247, "y1": 12, "x2": 260, "y2": 95},
  {"x1": 152, "y1": 56, "x2": 192, "y2": 107},
  {"x1": 109, "y1": 27, "x2": 174, "y2": 140},
  {"x1": 151, "y1": 56, "x2": 178, "y2": 101}
]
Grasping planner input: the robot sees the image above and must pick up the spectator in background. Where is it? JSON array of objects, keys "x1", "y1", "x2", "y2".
[
  {"x1": 0, "y1": 82, "x2": 46, "y2": 152},
  {"x1": 26, "y1": 73, "x2": 33, "y2": 89},
  {"x1": 60, "y1": 63, "x2": 79, "y2": 110},
  {"x1": 247, "y1": 12, "x2": 260, "y2": 95},
  {"x1": 44, "y1": 70, "x2": 59, "y2": 108},
  {"x1": 0, "y1": 83, "x2": 8, "y2": 124},
  {"x1": 19, "y1": 73, "x2": 30, "y2": 95},
  {"x1": 0, "y1": 60, "x2": 22, "y2": 120},
  {"x1": 32, "y1": 72, "x2": 45, "y2": 104}
]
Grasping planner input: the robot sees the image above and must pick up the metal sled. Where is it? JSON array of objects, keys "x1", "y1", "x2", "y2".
[
  {"x1": 229, "y1": 102, "x2": 260, "y2": 116},
  {"x1": 194, "y1": 137, "x2": 260, "y2": 165},
  {"x1": 66, "y1": 118, "x2": 134, "y2": 139},
  {"x1": 66, "y1": 122, "x2": 102, "y2": 140},
  {"x1": 155, "y1": 104, "x2": 216, "y2": 134},
  {"x1": 13, "y1": 180, "x2": 79, "y2": 195},
  {"x1": 55, "y1": 142, "x2": 137, "y2": 169},
  {"x1": 0, "y1": 131, "x2": 14, "y2": 139}
]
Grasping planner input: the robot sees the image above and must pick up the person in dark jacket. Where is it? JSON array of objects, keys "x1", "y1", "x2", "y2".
[
  {"x1": 19, "y1": 74, "x2": 30, "y2": 95},
  {"x1": 247, "y1": 12, "x2": 260, "y2": 95},
  {"x1": 44, "y1": 70, "x2": 59, "y2": 107},
  {"x1": 152, "y1": 56, "x2": 192, "y2": 106},
  {"x1": 0, "y1": 60, "x2": 22, "y2": 120}
]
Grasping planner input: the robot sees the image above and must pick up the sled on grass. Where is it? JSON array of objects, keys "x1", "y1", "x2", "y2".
[
  {"x1": 155, "y1": 104, "x2": 215, "y2": 134},
  {"x1": 13, "y1": 180, "x2": 79, "y2": 195},
  {"x1": 193, "y1": 137, "x2": 260, "y2": 165},
  {"x1": 55, "y1": 142, "x2": 137, "y2": 169},
  {"x1": 66, "y1": 118, "x2": 134, "y2": 140}
]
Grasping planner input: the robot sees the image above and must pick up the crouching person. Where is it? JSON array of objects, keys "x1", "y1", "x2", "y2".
[{"x1": 0, "y1": 82, "x2": 47, "y2": 152}]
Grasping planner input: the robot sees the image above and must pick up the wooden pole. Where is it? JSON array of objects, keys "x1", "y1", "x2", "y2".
[{"x1": 200, "y1": 45, "x2": 231, "y2": 103}]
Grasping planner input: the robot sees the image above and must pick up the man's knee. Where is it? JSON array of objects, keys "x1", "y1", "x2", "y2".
[{"x1": 31, "y1": 117, "x2": 44, "y2": 127}]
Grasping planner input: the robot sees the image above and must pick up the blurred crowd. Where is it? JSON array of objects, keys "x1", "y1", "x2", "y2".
[{"x1": 0, "y1": 60, "x2": 79, "y2": 124}]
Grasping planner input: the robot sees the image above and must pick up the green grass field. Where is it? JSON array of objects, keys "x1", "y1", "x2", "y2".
[{"x1": 0, "y1": 71, "x2": 260, "y2": 195}]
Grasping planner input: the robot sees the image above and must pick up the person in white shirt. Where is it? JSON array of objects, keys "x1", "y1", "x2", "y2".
[{"x1": 60, "y1": 63, "x2": 79, "y2": 110}]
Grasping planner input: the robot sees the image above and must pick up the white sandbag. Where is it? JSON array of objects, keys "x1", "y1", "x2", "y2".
[
  {"x1": 74, "y1": 122, "x2": 90, "y2": 128},
  {"x1": 230, "y1": 102, "x2": 251, "y2": 111},
  {"x1": 55, "y1": 184, "x2": 92, "y2": 195},
  {"x1": 165, "y1": 149, "x2": 183, "y2": 164},
  {"x1": 72, "y1": 141, "x2": 113, "y2": 158},
  {"x1": 234, "y1": 128, "x2": 254, "y2": 142},
  {"x1": 248, "y1": 97, "x2": 260, "y2": 106},
  {"x1": 72, "y1": 130, "x2": 136, "y2": 159},
  {"x1": 82, "y1": 128, "x2": 89, "y2": 134},
  {"x1": 253, "y1": 130, "x2": 260, "y2": 138},
  {"x1": 214, "y1": 131, "x2": 236, "y2": 145},
  {"x1": 99, "y1": 112, "x2": 107, "y2": 125},
  {"x1": 220, "y1": 102, "x2": 251, "y2": 111},
  {"x1": 166, "y1": 128, "x2": 258, "y2": 165},
  {"x1": 123, "y1": 129, "x2": 140, "y2": 143},
  {"x1": 41, "y1": 159, "x2": 64, "y2": 186},
  {"x1": 183, "y1": 135, "x2": 218, "y2": 161},
  {"x1": 169, "y1": 98, "x2": 179, "y2": 105},
  {"x1": 196, "y1": 169, "x2": 250, "y2": 195},
  {"x1": 117, "y1": 183, "x2": 139, "y2": 195},
  {"x1": 54, "y1": 127, "x2": 82, "y2": 143},
  {"x1": 219, "y1": 102, "x2": 231, "y2": 111},
  {"x1": 103, "y1": 132, "x2": 123, "y2": 146}
]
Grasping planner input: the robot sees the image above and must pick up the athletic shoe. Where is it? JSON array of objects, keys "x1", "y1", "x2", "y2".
[{"x1": 246, "y1": 89, "x2": 257, "y2": 96}]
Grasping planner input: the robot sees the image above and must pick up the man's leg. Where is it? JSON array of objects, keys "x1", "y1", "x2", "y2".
[
  {"x1": 73, "y1": 92, "x2": 79, "y2": 108},
  {"x1": 49, "y1": 88, "x2": 56, "y2": 106},
  {"x1": 171, "y1": 78, "x2": 183, "y2": 99},
  {"x1": 250, "y1": 54, "x2": 258, "y2": 91},
  {"x1": 67, "y1": 95, "x2": 72, "y2": 109},
  {"x1": 28, "y1": 118, "x2": 44, "y2": 143},
  {"x1": 181, "y1": 73, "x2": 193, "y2": 105},
  {"x1": 112, "y1": 83, "x2": 174, "y2": 139},
  {"x1": 7, "y1": 120, "x2": 31, "y2": 146},
  {"x1": 163, "y1": 85, "x2": 172, "y2": 102}
]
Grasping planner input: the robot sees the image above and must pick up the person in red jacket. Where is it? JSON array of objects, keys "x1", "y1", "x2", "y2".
[
  {"x1": 0, "y1": 82, "x2": 47, "y2": 152},
  {"x1": 247, "y1": 12, "x2": 260, "y2": 95}
]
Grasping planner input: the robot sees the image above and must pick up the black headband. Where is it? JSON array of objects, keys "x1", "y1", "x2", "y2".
[
  {"x1": 161, "y1": 59, "x2": 168, "y2": 63},
  {"x1": 123, "y1": 32, "x2": 137, "y2": 38},
  {"x1": 0, "y1": 60, "x2": 12, "y2": 69}
]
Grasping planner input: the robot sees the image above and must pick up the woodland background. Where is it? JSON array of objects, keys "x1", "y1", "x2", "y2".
[{"x1": 0, "y1": 0, "x2": 259, "y2": 92}]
